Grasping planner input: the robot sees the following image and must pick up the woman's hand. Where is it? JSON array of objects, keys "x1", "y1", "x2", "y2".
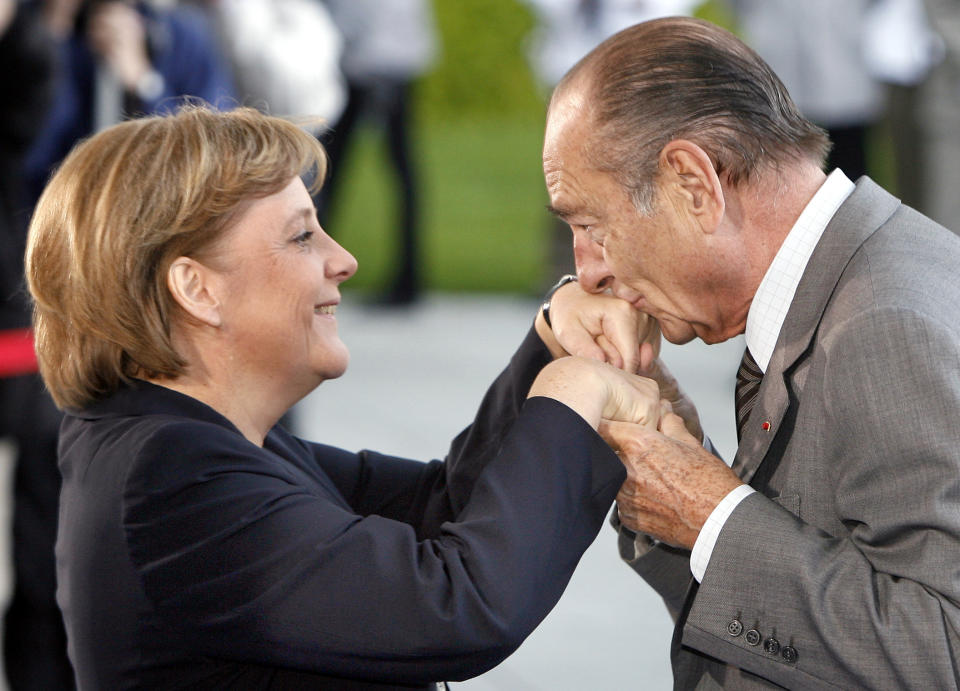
[
  {"x1": 527, "y1": 356, "x2": 662, "y2": 431},
  {"x1": 535, "y1": 281, "x2": 660, "y2": 373}
]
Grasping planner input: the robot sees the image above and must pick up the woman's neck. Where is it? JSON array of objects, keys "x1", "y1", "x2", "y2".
[{"x1": 147, "y1": 373, "x2": 283, "y2": 447}]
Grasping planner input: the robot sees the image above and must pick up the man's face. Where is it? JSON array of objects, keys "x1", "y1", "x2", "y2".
[{"x1": 543, "y1": 91, "x2": 734, "y2": 345}]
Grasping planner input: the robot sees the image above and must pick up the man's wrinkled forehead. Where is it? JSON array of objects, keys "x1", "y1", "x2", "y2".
[
  {"x1": 547, "y1": 71, "x2": 596, "y2": 130},
  {"x1": 544, "y1": 84, "x2": 597, "y2": 168}
]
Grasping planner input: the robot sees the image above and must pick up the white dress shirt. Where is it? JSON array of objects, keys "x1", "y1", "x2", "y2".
[{"x1": 689, "y1": 169, "x2": 856, "y2": 582}]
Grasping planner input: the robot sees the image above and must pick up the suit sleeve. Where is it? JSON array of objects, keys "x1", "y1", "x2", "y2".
[
  {"x1": 123, "y1": 359, "x2": 623, "y2": 683},
  {"x1": 313, "y1": 324, "x2": 556, "y2": 538},
  {"x1": 606, "y1": 438, "x2": 725, "y2": 622},
  {"x1": 683, "y1": 306, "x2": 960, "y2": 689}
]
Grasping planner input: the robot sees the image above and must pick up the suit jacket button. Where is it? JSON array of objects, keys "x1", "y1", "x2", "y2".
[
  {"x1": 763, "y1": 637, "x2": 781, "y2": 655},
  {"x1": 727, "y1": 619, "x2": 743, "y2": 636},
  {"x1": 744, "y1": 629, "x2": 761, "y2": 646},
  {"x1": 782, "y1": 646, "x2": 799, "y2": 664}
]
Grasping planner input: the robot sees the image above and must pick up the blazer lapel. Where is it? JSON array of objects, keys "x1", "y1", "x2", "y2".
[{"x1": 731, "y1": 178, "x2": 901, "y2": 484}]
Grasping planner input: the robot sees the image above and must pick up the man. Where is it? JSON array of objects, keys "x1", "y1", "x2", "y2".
[{"x1": 543, "y1": 16, "x2": 960, "y2": 688}]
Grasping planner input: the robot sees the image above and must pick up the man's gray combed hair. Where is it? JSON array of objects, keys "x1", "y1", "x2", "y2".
[{"x1": 556, "y1": 16, "x2": 831, "y2": 214}]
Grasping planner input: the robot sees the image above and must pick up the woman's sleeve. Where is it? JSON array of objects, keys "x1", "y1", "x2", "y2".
[
  {"x1": 123, "y1": 395, "x2": 624, "y2": 685},
  {"x1": 314, "y1": 324, "x2": 556, "y2": 537}
]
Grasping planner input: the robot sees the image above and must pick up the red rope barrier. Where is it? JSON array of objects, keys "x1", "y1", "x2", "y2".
[{"x1": 0, "y1": 328, "x2": 38, "y2": 377}]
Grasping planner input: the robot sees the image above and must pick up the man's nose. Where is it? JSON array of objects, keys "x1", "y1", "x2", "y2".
[{"x1": 573, "y1": 230, "x2": 613, "y2": 293}]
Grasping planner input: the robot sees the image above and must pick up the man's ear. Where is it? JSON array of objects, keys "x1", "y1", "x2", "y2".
[
  {"x1": 166, "y1": 257, "x2": 223, "y2": 328},
  {"x1": 659, "y1": 139, "x2": 725, "y2": 233}
]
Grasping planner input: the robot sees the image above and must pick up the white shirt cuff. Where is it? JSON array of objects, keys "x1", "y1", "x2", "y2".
[{"x1": 689, "y1": 484, "x2": 756, "y2": 582}]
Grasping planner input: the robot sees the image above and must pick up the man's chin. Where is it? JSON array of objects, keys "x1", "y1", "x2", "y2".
[
  {"x1": 659, "y1": 320, "x2": 699, "y2": 345},
  {"x1": 665, "y1": 332, "x2": 698, "y2": 345}
]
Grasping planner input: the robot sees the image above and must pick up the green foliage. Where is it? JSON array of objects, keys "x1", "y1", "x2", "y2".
[
  {"x1": 331, "y1": 0, "x2": 553, "y2": 296},
  {"x1": 418, "y1": 0, "x2": 544, "y2": 122},
  {"x1": 418, "y1": 0, "x2": 737, "y2": 122},
  {"x1": 693, "y1": 0, "x2": 738, "y2": 34}
]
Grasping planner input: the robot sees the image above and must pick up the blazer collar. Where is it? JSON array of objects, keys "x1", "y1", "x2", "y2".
[
  {"x1": 72, "y1": 379, "x2": 243, "y2": 437},
  {"x1": 732, "y1": 177, "x2": 901, "y2": 483}
]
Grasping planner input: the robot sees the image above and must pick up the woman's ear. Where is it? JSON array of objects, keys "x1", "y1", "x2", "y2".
[
  {"x1": 166, "y1": 257, "x2": 222, "y2": 328},
  {"x1": 659, "y1": 139, "x2": 725, "y2": 233}
]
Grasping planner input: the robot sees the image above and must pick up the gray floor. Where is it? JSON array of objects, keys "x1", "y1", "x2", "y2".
[{"x1": 294, "y1": 293, "x2": 745, "y2": 690}]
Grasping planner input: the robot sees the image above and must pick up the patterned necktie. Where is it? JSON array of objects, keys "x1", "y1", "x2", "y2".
[{"x1": 734, "y1": 347, "x2": 763, "y2": 442}]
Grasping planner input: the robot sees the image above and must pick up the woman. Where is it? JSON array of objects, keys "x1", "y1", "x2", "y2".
[{"x1": 26, "y1": 106, "x2": 661, "y2": 689}]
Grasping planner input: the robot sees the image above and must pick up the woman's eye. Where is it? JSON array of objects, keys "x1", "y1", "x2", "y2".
[{"x1": 293, "y1": 230, "x2": 314, "y2": 246}]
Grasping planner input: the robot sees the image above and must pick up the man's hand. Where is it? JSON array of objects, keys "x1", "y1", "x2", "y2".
[
  {"x1": 601, "y1": 411, "x2": 743, "y2": 550},
  {"x1": 537, "y1": 281, "x2": 660, "y2": 373}
]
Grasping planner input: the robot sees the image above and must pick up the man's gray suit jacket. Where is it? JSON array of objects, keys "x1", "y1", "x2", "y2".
[{"x1": 615, "y1": 177, "x2": 960, "y2": 689}]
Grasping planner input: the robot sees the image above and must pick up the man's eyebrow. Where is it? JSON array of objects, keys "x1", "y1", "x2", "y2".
[{"x1": 546, "y1": 204, "x2": 573, "y2": 220}]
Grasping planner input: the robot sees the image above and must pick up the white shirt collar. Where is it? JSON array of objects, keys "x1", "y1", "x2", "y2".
[{"x1": 744, "y1": 169, "x2": 856, "y2": 372}]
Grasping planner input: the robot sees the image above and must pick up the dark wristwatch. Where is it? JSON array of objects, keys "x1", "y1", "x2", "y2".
[{"x1": 541, "y1": 274, "x2": 578, "y2": 328}]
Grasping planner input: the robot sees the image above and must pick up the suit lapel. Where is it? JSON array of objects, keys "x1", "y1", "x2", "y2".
[{"x1": 731, "y1": 178, "x2": 900, "y2": 484}]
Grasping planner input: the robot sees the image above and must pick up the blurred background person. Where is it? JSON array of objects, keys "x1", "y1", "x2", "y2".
[
  {"x1": 0, "y1": 1, "x2": 52, "y2": 353},
  {"x1": 22, "y1": 0, "x2": 235, "y2": 205},
  {"x1": 0, "y1": 1, "x2": 70, "y2": 688},
  {"x1": 729, "y1": 0, "x2": 952, "y2": 225},
  {"x1": 6, "y1": 2, "x2": 232, "y2": 688},
  {"x1": 882, "y1": 0, "x2": 960, "y2": 231},
  {"x1": 319, "y1": 0, "x2": 438, "y2": 306},
  {"x1": 197, "y1": 0, "x2": 346, "y2": 127},
  {"x1": 725, "y1": 0, "x2": 888, "y2": 181}
]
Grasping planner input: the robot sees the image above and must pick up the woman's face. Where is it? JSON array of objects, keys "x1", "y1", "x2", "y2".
[{"x1": 210, "y1": 176, "x2": 357, "y2": 391}]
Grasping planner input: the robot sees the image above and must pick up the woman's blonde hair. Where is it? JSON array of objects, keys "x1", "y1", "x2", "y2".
[{"x1": 25, "y1": 106, "x2": 328, "y2": 409}]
